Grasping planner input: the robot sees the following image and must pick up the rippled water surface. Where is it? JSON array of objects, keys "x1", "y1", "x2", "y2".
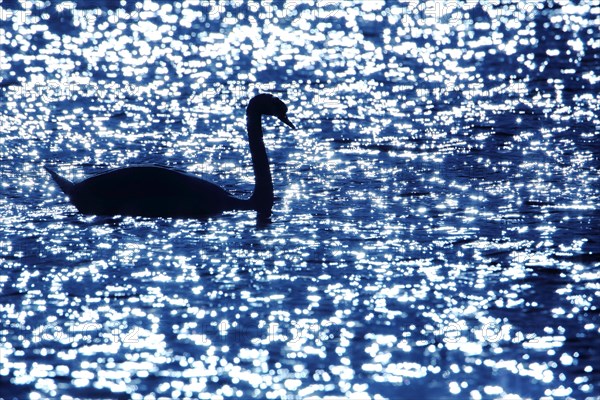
[{"x1": 1, "y1": 1, "x2": 599, "y2": 398}]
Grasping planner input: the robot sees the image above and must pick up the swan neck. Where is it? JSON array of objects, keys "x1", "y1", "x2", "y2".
[{"x1": 246, "y1": 112, "x2": 273, "y2": 213}]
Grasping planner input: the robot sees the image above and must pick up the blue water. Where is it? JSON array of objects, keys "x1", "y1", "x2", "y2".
[{"x1": 1, "y1": 1, "x2": 599, "y2": 398}]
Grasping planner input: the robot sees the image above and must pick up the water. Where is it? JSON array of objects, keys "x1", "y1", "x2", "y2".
[{"x1": 0, "y1": 1, "x2": 599, "y2": 398}]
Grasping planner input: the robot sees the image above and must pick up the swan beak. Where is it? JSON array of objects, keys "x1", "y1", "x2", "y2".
[{"x1": 279, "y1": 114, "x2": 296, "y2": 130}]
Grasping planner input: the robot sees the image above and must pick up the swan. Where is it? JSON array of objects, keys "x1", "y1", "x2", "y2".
[{"x1": 45, "y1": 93, "x2": 295, "y2": 218}]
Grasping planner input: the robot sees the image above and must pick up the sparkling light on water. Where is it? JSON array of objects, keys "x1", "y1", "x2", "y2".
[{"x1": 0, "y1": 1, "x2": 599, "y2": 399}]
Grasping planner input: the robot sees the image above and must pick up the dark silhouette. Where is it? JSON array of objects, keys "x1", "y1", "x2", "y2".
[{"x1": 45, "y1": 94, "x2": 295, "y2": 218}]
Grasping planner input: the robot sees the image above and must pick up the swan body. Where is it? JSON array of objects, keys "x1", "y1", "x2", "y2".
[{"x1": 45, "y1": 94, "x2": 295, "y2": 218}]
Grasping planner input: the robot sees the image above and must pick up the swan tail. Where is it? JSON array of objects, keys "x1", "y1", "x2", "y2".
[{"x1": 44, "y1": 166, "x2": 75, "y2": 195}]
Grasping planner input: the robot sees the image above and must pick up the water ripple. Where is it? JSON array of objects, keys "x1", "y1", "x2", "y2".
[{"x1": 1, "y1": 1, "x2": 599, "y2": 399}]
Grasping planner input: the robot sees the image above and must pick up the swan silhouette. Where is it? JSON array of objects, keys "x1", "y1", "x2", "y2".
[{"x1": 45, "y1": 93, "x2": 295, "y2": 218}]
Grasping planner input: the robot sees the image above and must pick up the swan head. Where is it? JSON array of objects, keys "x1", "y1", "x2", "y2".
[{"x1": 248, "y1": 93, "x2": 296, "y2": 129}]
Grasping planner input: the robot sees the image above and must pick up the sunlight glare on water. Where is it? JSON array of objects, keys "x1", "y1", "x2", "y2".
[{"x1": 0, "y1": 0, "x2": 599, "y2": 398}]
